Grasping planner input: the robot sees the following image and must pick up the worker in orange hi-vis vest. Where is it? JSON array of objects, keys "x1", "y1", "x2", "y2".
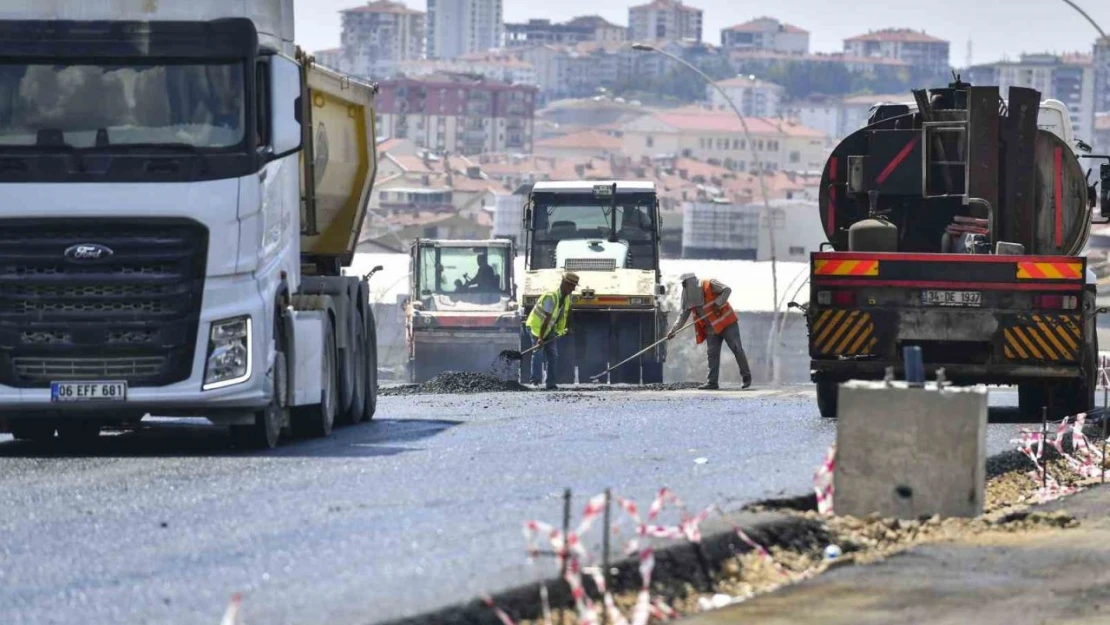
[{"x1": 667, "y1": 273, "x2": 752, "y2": 390}]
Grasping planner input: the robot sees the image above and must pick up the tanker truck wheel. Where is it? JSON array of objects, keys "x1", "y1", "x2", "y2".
[{"x1": 816, "y1": 380, "x2": 838, "y2": 419}]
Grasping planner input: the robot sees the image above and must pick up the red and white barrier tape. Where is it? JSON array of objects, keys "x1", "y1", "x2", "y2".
[
  {"x1": 813, "y1": 444, "x2": 836, "y2": 515},
  {"x1": 520, "y1": 488, "x2": 748, "y2": 625},
  {"x1": 482, "y1": 594, "x2": 518, "y2": 625},
  {"x1": 219, "y1": 593, "x2": 242, "y2": 625}
]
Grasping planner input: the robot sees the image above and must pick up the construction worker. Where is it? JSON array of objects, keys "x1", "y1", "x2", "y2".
[
  {"x1": 667, "y1": 273, "x2": 752, "y2": 390},
  {"x1": 524, "y1": 272, "x2": 579, "y2": 390}
]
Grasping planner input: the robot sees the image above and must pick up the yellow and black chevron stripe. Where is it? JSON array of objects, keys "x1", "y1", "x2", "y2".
[
  {"x1": 1002, "y1": 314, "x2": 1082, "y2": 362},
  {"x1": 811, "y1": 310, "x2": 879, "y2": 356}
]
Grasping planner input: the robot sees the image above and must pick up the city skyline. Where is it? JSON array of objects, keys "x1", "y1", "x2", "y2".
[{"x1": 295, "y1": 0, "x2": 1110, "y2": 65}]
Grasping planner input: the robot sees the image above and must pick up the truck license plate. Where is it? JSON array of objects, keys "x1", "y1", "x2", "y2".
[
  {"x1": 50, "y1": 381, "x2": 127, "y2": 403},
  {"x1": 922, "y1": 290, "x2": 981, "y2": 307}
]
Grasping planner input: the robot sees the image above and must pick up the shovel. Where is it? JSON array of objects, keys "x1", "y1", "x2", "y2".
[
  {"x1": 588, "y1": 312, "x2": 712, "y2": 381},
  {"x1": 499, "y1": 331, "x2": 568, "y2": 362}
]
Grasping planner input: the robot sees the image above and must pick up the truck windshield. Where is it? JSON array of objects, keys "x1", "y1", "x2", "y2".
[
  {"x1": 418, "y1": 246, "x2": 511, "y2": 296},
  {"x1": 534, "y1": 203, "x2": 656, "y2": 242},
  {"x1": 0, "y1": 62, "x2": 245, "y2": 149},
  {"x1": 529, "y1": 193, "x2": 658, "y2": 271}
]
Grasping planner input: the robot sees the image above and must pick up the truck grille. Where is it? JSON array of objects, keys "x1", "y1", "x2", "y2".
[
  {"x1": 565, "y1": 258, "x2": 617, "y2": 271},
  {"x1": 13, "y1": 357, "x2": 167, "y2": 381},
  {"x1": 0, "y1": 219, "x2": 208, "y2": 388}
]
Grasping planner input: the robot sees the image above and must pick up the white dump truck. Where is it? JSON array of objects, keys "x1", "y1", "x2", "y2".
[{"x1": 0, "y1": 0, "x2": 380, "y2": 448}]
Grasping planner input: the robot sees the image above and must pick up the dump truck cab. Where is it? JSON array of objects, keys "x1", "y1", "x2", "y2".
[
  {"x1": 521, "y1": 181, "x2": 668, "y2": 384},
  {"x1": 406, "y1": 238, "x2": 519, "y2": 382}
]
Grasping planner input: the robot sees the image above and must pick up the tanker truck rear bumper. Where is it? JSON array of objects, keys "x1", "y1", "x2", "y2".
[{"x1": 806, "y1": 252, "x2": 1097, "y2": 418}]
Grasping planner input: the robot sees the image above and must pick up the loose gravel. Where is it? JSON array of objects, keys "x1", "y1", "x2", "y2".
[{"x1": 380, "y1": 372, "x2": 530, "y2": 396}]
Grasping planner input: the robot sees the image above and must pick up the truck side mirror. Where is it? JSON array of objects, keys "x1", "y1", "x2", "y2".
[{"x1": 270, "y1": 54, "x2": 303, "y2": 159}]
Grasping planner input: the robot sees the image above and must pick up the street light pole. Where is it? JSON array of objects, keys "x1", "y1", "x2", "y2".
[
  {"x1": 631, "y1": 42, "x2": 781, "y2": 383},
  {"x1": 1059, "y1": 0, "x2": 1108, "y2": 39}
]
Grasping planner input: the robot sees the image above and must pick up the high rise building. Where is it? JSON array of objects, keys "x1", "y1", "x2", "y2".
[
  {"x1": 1095, "y1": 36, "x2": 1110, "y2": 114},
  {"x1": 968, "y1": 53, "x2": 1096, "y2": 143},
  {"x1": 426, "y1": 0, "x2": 503, "y2": 59},
  {"x1": 340, "y1": 0, "x2": 426, "y2": 77}
]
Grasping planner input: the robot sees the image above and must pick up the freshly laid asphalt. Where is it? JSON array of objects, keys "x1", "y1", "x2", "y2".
[{"x1": 0, "y1": 385, "x2": 1029, "y2": 625}]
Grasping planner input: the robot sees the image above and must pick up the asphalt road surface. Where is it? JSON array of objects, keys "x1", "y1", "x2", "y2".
[{"x1": 0, "y1": 385, "x2": 1031, "y2": 625}]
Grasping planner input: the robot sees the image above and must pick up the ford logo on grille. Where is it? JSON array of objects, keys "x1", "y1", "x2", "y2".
[{"x1": 64, "y1": 243, "x2": 114, "y2": 262}]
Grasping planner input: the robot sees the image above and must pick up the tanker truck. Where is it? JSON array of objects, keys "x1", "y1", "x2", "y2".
[
  {"x1": 803, "y1": 78, "x2": 1108, "y2": 419},
  {"x1": 0, "y1": 0, "x2": 380, "y2": 448}
]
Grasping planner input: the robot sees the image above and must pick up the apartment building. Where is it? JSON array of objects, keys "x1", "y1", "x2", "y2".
[
  {"x1": 505, "y1": 15, "x2": 625, "y2": 48},
  {"x1": 340, "y1": 0, "x2": 425, "y2": 78},
  {"x1": 426, "y1": 0, "x2": 503, "y2": 59},
  {"x1": 720, "y1": 17, "x2": 808, "y2": 55},
  {"x1": 620, "y1": 106, "x2": 827, "y2": 172},
  {"x1": 375, "y1": 73, "x2": 538, "y2": 155},
  {"x1": 968, "y1": 53, "x2": 1097, "y2": 143},
  {"x1": 843, "y1": 28, "x2": 950, "y2": 75},
  {"x1": 708, "y1": 75, "x2": 784, "y2": 117},
  {"x1": 628, "y1": 0, "x2": 703, "y2": 44},
  {"x1": 393, "y1": 53, "x2": 536, "y2": 86}
]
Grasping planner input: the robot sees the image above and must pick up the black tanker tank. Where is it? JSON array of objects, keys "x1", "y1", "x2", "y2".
[{"x1": 817, "y1": 78, "x2": 1095, "y2": 256}]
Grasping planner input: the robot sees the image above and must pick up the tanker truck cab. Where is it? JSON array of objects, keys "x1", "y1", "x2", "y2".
[
  {"x1": 0, "y1": 6, "x2": 378, "y2": 448},
  {"x1": 521, "y1": 181, "x2": 668, "y2": 384}
]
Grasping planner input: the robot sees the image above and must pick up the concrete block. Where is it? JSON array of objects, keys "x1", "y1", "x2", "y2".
[{"x1": 834, "y1": 380, "x2": 988, "y2": 519}]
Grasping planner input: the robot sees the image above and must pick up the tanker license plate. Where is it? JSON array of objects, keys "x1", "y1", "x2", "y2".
[
  {"x1": 922, "y1": 290, "x2": 981, "y2": 307},
  {"x1": 50, "y1": 381, "x2": 127, "y2": 402}
]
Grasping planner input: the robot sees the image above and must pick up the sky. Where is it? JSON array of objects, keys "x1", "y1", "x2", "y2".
[{"x1": 294, "y1": 0, "x2": 1110, "y2": 66}]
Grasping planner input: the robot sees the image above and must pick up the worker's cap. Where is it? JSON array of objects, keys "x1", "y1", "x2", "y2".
[
  {"x1": 679, "y1": 272, "x2": 697, "y2": 282},
  {"x1": 562, "y1": 272, "x2": 580, "y2": 286}
]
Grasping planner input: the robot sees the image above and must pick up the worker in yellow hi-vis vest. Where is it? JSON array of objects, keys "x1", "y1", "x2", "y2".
[
  {"x1": 524, "y1": 272, "x2": 580, "y2": 390},
  {"x1": 667, "y1": 273, "x2": 752, "y2": 390}
]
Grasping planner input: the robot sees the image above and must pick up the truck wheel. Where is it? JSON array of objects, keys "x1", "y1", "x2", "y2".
[
  {"x1": 11, "y1": 421, "x2": 55, "y2": 443},
  {"x1": 363, "y1": 306, "x2": 378, "y2": 421},
  {"x1": 1018, "y1": 383, "x2": 1049, "y2": 420},
  {"x1": 340, "y1": 309, "x2": 367, "y2": 425},
  {"x1": 292, "y1": 315, "x2": 338, "y2": 439},
  {"x1": 816, "y1": 380, "x2": 838, "y2": 419},
  {"x1": 56, "y1": 421, "x2": 101, "y2": 447},
  {"x1": 231, "y1": 350, "x2": 287, "y2": 450}
]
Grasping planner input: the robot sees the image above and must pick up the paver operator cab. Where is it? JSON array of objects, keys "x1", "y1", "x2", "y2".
[
  {"x1": 804, "y1": 78, "x2": 1109, "y2": 420},
  {"x1": 0, "y1": 0, "x2": 381, "y2": 449},
  {"x1": 520, "y1": 181, "x2": 668, "y2": 384},
  {"x1": 406, "y1": 239, "x2": 520, "y2": 382}
]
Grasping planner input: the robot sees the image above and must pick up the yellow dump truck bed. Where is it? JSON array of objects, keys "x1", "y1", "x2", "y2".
[{"x1": 299, "y1": 57, "x2": 378, "y2": 266}]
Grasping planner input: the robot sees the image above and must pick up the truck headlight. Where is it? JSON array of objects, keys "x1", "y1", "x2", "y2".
[{"x1": 203, "y1": 316, "x2": 252, "y2": 390}]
